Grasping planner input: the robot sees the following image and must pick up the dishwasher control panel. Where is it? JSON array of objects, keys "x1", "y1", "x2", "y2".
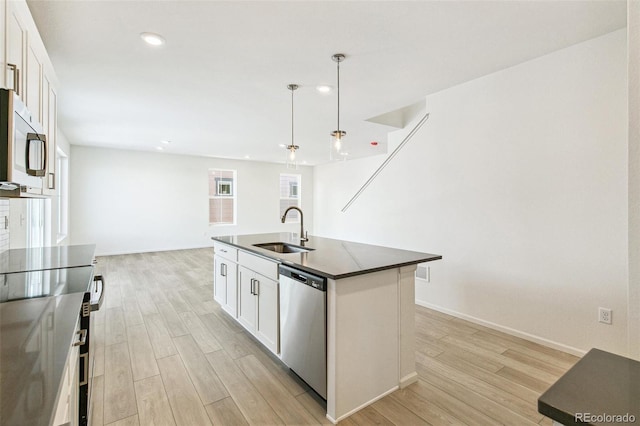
[{"x1": 279, "y1": 265, "x2": 326, "y2": 291}]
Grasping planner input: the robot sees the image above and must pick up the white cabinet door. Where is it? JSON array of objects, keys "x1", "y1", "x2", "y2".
[
  {"x1": 25, "y1": 43, "x2": 42, "y2": 123},
  {"x1": 213, "y1": 256, "x2": 227, "y2": 306},
  {"x1": 213, "y1": 255, "x2": 237, "y2": 317},
  {"x1": 219, "y1": 249, "x2": 280, "y2": 355},
  {"x1": 41, "y1": 74, "x2": 57, "y2": 195},
  {"x1": 237, "y1": 266, "x2": 256, "y2": 332},
  {"x1": 5, "y1": 2, "x2": 26, "y2": 96},
  {"x1": 0, "y1": 0, "x2": 5, "y2": 88},
  {"x1": 224, "y1": 261, "x2": 237, "y2": 316},
  {"x1": 255, "y1": 276, "x2": 279, "y2": 354}
]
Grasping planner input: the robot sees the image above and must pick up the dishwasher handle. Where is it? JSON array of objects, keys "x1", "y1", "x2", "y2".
[
  {"x1": 290, "y1": 272, "x2": 307, "y2": 284},
  {"x1": 279, "y1": 265, "x2": 326, "y2": 291}
]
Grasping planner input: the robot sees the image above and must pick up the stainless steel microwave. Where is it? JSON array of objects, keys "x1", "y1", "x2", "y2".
[{"x1": 0, "y1": 89, "x2": 48, "y2": 197}]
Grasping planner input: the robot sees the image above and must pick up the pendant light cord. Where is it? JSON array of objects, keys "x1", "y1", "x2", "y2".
[
  {"x1": 336, "y1": 59, "x2": 340, "y2": 132},
  {"x1": 291, "y1": 87, "x2": 294, "y2": 146}
]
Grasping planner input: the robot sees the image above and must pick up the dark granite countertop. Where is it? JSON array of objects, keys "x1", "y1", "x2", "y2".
[
  {"x1": 538, "y1": 348, "x2": 640, "y2": 425},
  {"x1": 0, "y1": 244, "x2": 96, "y2": 275},
  {"x1": 0, "y1": 292, "x2": 85, "y2": 426},
  {"x1": 1, "y1": 266, "x2": 96, "y2": 303},
  {"x1": 212, "y1": 233, "x2": 441, "y2": 279}
]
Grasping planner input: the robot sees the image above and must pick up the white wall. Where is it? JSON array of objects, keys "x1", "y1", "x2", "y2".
[
  {"x1": 70, "y1": 146, "x2": 313, "y2": 255},
  {"x1": 628, "y1": 1, "x2": 640, "y2": 360},
  {"x1": 314, "y1": 29, "x2": 628, "y2": 355}
]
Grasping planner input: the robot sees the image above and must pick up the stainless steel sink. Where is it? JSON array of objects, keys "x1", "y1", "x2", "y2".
[{"x1": 253, "y1": 242, "x2": 314, "y2": 254}]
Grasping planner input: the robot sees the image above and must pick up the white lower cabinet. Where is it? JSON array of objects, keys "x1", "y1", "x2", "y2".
[
  {"x1": 238, "y1": 265, "x2": 279, "y2": 355},
  {"x1": 212, "y1": 243, "x2": 280, "y2": 355},
  {"x1": 52, "y1": 330, "x2": 79, "y2": 426},
  {"x1": 238, "y1": 266, "x2": 256, "y2": 330},
  {"x1": 213, "y1": 255, "x2": 238, "y2": 317}
]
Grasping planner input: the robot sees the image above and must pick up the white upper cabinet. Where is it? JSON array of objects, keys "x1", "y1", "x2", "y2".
[
  {"x1": 42, "y1": 72, "x2": 57, "y2": 195},
  {"x1": 25, "y1": 42, "x2": 43, "y2": 122},
  {"x1": 5, "y1": 1, "x2": 27, "y2": 98},
  {"x1": 2, "y1": 0, "x2": 59, "y2": 196}
]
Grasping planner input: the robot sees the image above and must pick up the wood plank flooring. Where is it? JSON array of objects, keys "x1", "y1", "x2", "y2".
[{"x1": 92, "y1": 248, "x2": 579, "y2": 426}]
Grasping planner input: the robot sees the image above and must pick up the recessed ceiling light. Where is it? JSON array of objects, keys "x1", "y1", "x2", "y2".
[
  {"x1": 302, "y1": 160, "x2": 308, "y2": 165},
  {"x1": 244, "y1": 155, "x2": 250, "y2": 159},
  {"x1": 278, "y1": 144, "x2": 286, "y2": 148},
  {"x1": 155, "y1": 146, "x2": 164, "y2": 151},
  {"x1": 160, "y1": 140, "x2": 171, "y2": 144},
  {"x1": 141, "y1": 32, "x2": 166, "y2": 46},
  {"x1": 316, "y1": 85, "x2": 332, "y2": 94}
]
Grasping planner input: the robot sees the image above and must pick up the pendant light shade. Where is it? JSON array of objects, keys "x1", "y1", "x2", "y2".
[
  {"x1": 285, "y1": 84, "x2": 299, "y2": 168},
  {"x1": 330, "y1": 53, "x2": 346, "y2": 161}
]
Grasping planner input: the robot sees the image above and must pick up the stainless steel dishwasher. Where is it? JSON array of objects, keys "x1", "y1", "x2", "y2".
[{"x1": 279, "y1": 265, "x2": 327, "y2": 399}]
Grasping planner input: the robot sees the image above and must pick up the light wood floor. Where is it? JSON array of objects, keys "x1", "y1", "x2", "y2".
[{"x1": 91, "y1": 248, "x2": 579, "y2": 426}]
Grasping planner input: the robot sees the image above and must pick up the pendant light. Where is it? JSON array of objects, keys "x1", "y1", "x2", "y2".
[
  {"x1": 330, "y1": 53, "x2": 346, "y2": 160},
  {"x1": 285, "y1": 84, "x2": 299, "y2": 168}
]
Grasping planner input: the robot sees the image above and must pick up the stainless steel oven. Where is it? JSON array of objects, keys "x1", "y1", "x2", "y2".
[{"x1": 82, "y1": 272, "x2": 104, "y2": 426}]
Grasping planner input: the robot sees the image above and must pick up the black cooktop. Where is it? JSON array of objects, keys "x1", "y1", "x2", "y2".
[
  {"x1": 0, "y1": 266, "x2": 95, "y2": 303},
  {"x1": 0, "y1": 244, "x2": 96, "y2": 275}
]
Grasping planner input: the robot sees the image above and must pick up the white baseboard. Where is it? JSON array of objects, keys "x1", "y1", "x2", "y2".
[
  {"x1": 415, "y1": 299, "x2": 586, "y2": 357},
  {"x1": 95, "y1": 244, "x2": 214, "y2": 257},
  {"x1": 326, "y1": 385, "x2": 399, "y2": 424},
  {"x1": 399, "y1": 371, "x2": 418, "y2": 388}
]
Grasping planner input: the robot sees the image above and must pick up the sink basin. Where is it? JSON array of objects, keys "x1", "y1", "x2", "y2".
[{"x1": 253, "y1": 242, "x2": 314, "y2": 254}]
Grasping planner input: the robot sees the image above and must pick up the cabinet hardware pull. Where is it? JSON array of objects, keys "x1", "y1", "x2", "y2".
[
  {"x1": 91, "y1": 275, "x2": 106, "y2": 311},
  {"x1": 221, "y1": 263, "x2": 226, "y2": 277},
  {"x1": 7, "y1": 63, "x2": 19, "y2": 96},
  {"x1": 48, "y1": 172, "x2": 55, "y2": 190},
  {"x1": 25, "y1": 133, "x2": 47, "y2": 177},
  {"x1": 254, "y1": 280, "x2": 259, "y2": 296},
  {"x1": 79, "y1": 352, "x2": 89, "y2": 386},
  {"x1": 250, "y1": 278, "x2": 254, "y2": 295},
  {"x1": 73, "y1": 329, "x2": 87, "y2": 346}
]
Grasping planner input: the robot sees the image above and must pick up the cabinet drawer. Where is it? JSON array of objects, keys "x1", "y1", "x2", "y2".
[
  {"x1": 214, "y1": 242, "x2": 238, "y2": 262},
  {"x1": 238, "y1": 250, "x2": 279, "y2": 281}
]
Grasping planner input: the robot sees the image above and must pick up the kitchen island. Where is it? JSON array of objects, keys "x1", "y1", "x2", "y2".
[{"x1": 212, "y1": 233, "x2": 441, "y2": 423}]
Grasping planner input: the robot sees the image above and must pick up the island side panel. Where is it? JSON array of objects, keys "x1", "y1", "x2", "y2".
[
  {"x1": 326, "y1": 269, "x2": 400, "y2": 423},
  {"x1": 399, "y1": 265, "x2": 418, "y2": 387}
]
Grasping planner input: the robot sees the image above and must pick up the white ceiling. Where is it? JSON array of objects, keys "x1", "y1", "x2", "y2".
[{"x1": 26, "y1": 0, "x2": 626, "y2": 165}]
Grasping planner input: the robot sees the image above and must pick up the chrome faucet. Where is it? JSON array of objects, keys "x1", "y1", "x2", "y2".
[{"x1": 281, "y1": 206, "x2": 308, "y2": 243}]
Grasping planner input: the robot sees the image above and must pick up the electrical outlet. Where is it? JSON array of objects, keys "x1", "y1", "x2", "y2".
[
  {"x1": 415, "y1": 265, "x2": 430, "y2": 282},
  {"x1": 598, "y1": 307, "x2": 612, "y2": 325}
]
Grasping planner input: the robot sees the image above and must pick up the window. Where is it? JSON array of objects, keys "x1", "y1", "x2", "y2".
[
  {"x1": 280, "y1": 174, "x2": 301, "y2": 222},
  {"x1": 209, "y1": 169, "x2": 236, "y2": 225},
  {"x1": 217, "y1": 180, "x2": 233, "y2": 196},
  {"x1": 56, "y1": 148, "x2": 69, "y2": 243}
]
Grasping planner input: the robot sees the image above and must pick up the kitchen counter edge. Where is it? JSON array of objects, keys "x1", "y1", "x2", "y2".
[{"x1": 211, "y1": 234, "x2": 442, "y2": 280}]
